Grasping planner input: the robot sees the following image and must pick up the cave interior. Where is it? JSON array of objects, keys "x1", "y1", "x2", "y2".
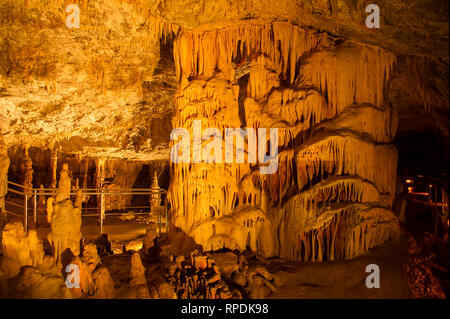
[{"x1": 0, "y1": 0, "x2": 448, "y2": 299}]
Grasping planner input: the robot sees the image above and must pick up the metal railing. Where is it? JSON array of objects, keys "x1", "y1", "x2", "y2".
[{"x1": 5, "y1": 180, "x2": 168, "y2": 236}]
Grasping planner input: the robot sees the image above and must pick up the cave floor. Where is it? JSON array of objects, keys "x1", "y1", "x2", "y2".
[
  {"x1": 5, "y1": 210, "x2": 416, "y2": 298},
  {"x1": 263, "y1": 241, "x2": 413, "y2": 299},
  {"x1": 98, "y1": 240, "x2": 413, "y2": 299},
  {"x1": 4, "y1": 196, "x2": 440, "y2": 299}
]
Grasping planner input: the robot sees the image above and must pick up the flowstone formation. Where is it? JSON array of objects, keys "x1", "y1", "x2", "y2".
[
  {"x1": 167, "y1": 22, "x2": 401, "y2": 261},
  {"x1": 47, "y1": 163, "x2": 83, "y2": 264}
]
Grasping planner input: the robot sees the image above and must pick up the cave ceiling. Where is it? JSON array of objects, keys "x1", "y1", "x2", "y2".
[
  {"x1": 0, "y1": 0, "x2": 448, "y2": 160},
  {"x1": 140, "y1": 0, "x2": 449, "y2": 58}
]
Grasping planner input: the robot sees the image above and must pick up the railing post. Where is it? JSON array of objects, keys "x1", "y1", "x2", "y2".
[
  {"x1": 24, "y1": 193, "x2": 28, "y2": 235},
  {"x1": 159, "y1": 205, "x2": 162, "y2": 236},
  {"x1": 33, "y1": 190, "x2": 37, "y2": 227},
  {"x1": 166, "y1": 205, "x2": 168, "y2": 234},
  {"x1": 100, "y1": 189, "x2": 104, "y2": 234},
  {"x1": 434, "y1": 185, "x2": 439, "y2": 236}
]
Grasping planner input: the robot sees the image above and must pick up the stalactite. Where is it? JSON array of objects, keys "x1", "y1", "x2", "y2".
[
  {"x1": 301, "y1": 44, "x2": 395, "y2": 115},
  {"x1": 290, "y1": 132, "x2": 397, "y2": 195},
  {"x1": 279, "y1": 203, "x2": 399, "y2": 262},
  {"x1": 173, "y1": 22, "x2": 328, "y2": 84},
  {"x1": 403, "y1": 56, "x2": 449, "y2": 114},
  {"x1": 120, "y1": 0, "x2": 179, "y2": 38}
]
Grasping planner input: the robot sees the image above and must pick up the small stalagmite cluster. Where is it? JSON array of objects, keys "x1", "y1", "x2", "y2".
[
  {"x1": 0, "y1": 223, "x2": 115, "y2": 298},
  {"x1": 167, "y1": 21, "x2": 401, "y2": 261},
  {"x1": 163, "y1": 252, "x2": 236, "y2": 299},
  {"x1": 157, "y1": 251, "x2": 277, "y2": 299},
  {"x1": 68, "y1": 243, "x2": 115, "y2": 299},
  {"x1": 0, "y1": 161, "x2": 115, "y2": 298},
  {"x1": 0, "y1": 221, "x2": 70, "y2": 298}
]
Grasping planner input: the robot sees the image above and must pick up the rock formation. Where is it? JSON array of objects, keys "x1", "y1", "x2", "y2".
[
  {"x1": 167, "y1": 22, "x2": 401, "y2": 261},
  {"x1": 1, "y1": 222, "x2": 33, "y2": 273},
  {"x1": 27, "y1": 229, "x2": 44, "y2": 267},
  {"x1": 47, "y1": 164, "x2": 83, "y2": 264},
  {"x1": 65, "y1": 242, "x2": 115, "y2": 299},
  {"x1": 150, "y1": 170, "x2": 162, "y2": 207},
  {"x1": 82, "y1": 244, "x2": 101, "y2": 273},
  {"x1": 159, "y1": 250, "x2": 276, "y2": 299},
  {"x1": 93, "y1": 233, "x2": 114, "y2": 257},
  {"x1": 142, "y1": 223, "x2": 159, "y2": 257},
  {"x1": 0, "y1": 221, "x2": 108, "y2": 298},
  {"x1": 1, "y1": 223, "x2": 45, "y2": 280},
  {"x1": 129, "y1": 252, "x2": 151, "y2": 299},
  {"x1": 55, "y1": 163, "x2": 71, "y2": 203},
  {"x1": 92, "y1": 266, "x2": 115, "y2": 299},
  {"x1": 66, "y1": 256, "x2": 94, "y2": 298},
  {"x1": 62, "y1": 242, "x2": 116, "y2": 299},
  {"x1": 10, "y1": 266, "x2": 72, "y2": 299}
]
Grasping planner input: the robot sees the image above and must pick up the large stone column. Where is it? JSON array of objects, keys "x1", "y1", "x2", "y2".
[{"x1": 167, "y1": 22, "x2": 400, "y2": 260}]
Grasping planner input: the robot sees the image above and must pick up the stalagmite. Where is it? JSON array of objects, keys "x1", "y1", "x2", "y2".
[
  {"x1": 129, "y1": 252, "x2": 150, "y2": 299},
  {"x1": 47, "y1": 165, "x2": 83, "y2": 265},
  {"x1": 92, "y1": 267, "x2": 115, "y2": 299},
  {"x1": 149, "y1": 170, "x2": 162, "y2": 207},
  {"x1": 142, "y1": 223, "x2": 158, "y2": 254},
  {"x1": 68, "y1": 256, "x2": 94, "y2": 298},
  {"x1": 55, "y1": 163, "x2": 71, "y2": 203},
  {"x1": 82, "y1": 244, "x2": 101, "y2": 273},
  {"x1": 27, "y1": 230, "x2": 44, "y2": 267}
]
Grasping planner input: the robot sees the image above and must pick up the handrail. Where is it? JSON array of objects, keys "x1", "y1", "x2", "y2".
[
  {"x1": 6, "y1": 188, "x2": 27, "y2": 196},
  {"x1": 416, "y1": 175, "x2": 447, "y2": 183},
  {"x1": 5, "y1": 180, "x2": 169, "y2": 236},
  {"x1": 6, "y1": 181, "x2": 167, "y2": 196},
  {"x1": 7, "y1": 180, "x2": 31, "y2": 188},
  {"x1": 4, "y1": 209, "x2": 24, "y2": 218}
]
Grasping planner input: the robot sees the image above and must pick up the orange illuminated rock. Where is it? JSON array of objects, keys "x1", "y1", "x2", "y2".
[
  {"x1": 47, "y1": 164, "x2": 83, "y2": 265},
  {"x1": 167, "y1": 22, "x2": 401, "y2": 261}
]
